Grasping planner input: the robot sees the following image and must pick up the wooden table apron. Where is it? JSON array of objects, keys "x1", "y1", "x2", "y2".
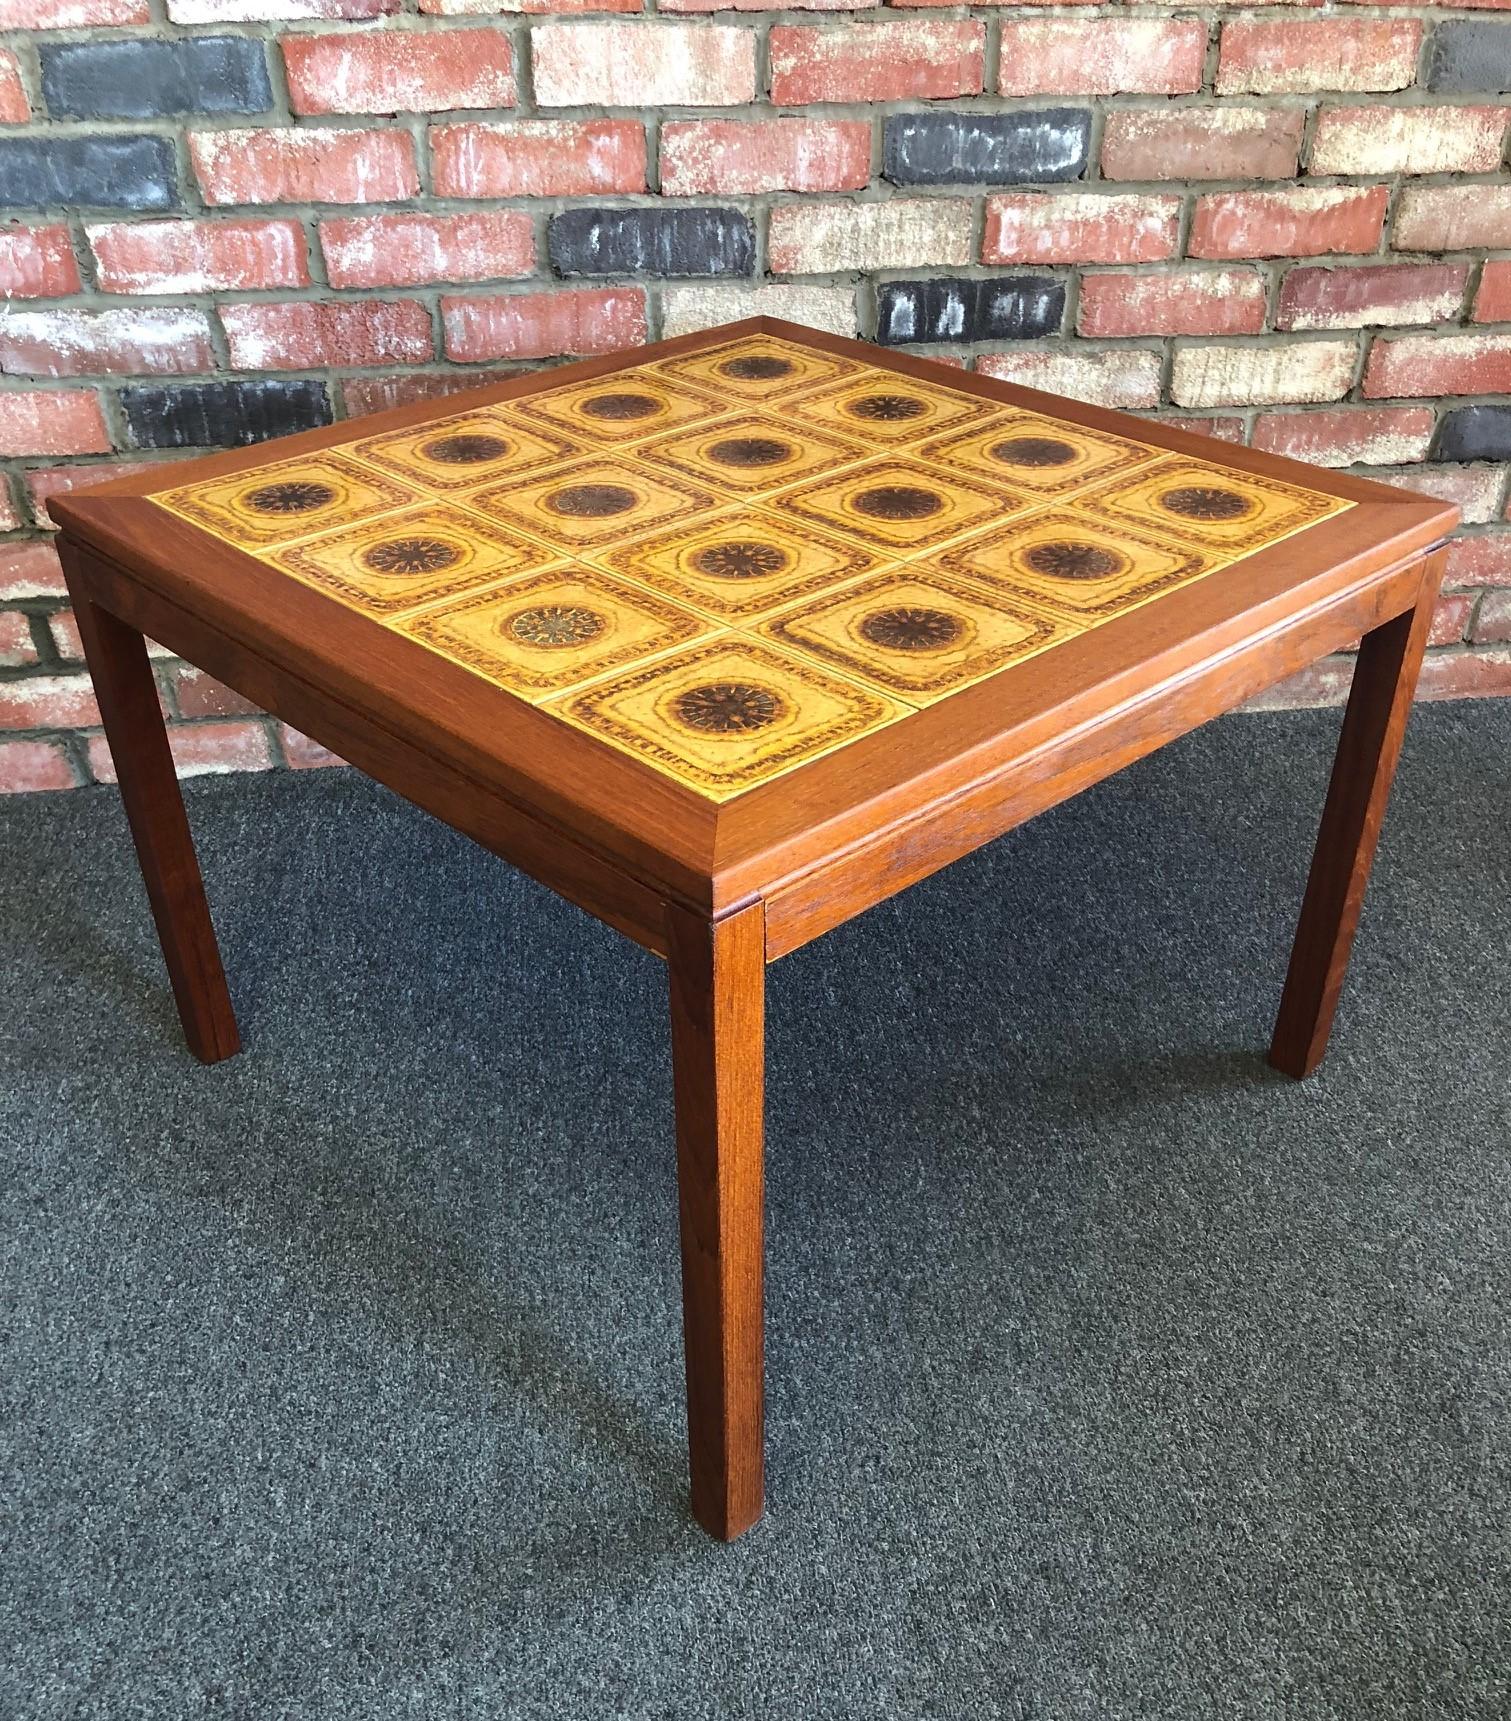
[{"x1": 50, "y1": 317, "x2": 1457, "y2": 1542}]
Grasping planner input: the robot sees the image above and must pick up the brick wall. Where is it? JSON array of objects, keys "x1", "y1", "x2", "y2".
[{"x1": 1, "y1": 4, "x2": 1509, "y2": 794}]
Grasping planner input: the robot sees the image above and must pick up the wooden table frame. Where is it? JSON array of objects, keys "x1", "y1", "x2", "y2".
[{"x1": 52, "y1": 318, "x2": 1456, "y2": 1541}]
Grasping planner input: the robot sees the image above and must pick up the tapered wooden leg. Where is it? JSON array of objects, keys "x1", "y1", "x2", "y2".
[
  {"x1": 64, "y1": 564, "x2": 240, "y2": 1065},
  {"x1": 667, "y1": 899, "x2": 765, "y2": 1541},
  {"x1": 1269, "y1": 551, "x2": 1445, "y2": 1079}
]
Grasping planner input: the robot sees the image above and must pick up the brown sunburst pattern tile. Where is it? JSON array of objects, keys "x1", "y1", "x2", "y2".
[
  {"x1": 551, "y1": 633, "x2": 908, "y2": 800},
  {"x1": 468, "y1": 458, "x2": 722, "y2": 551},
  {"x1": 789, "y1": 373, "x2": 999, "y2": 445},
  {"x1": 918, "y1": 412, "x2": 1157, "y2": 496},
  {"x1": 632, "y1": 413, "x2": 871, "y2": 496},
  {"x1": 651, "y1": 335, "x2": 861, "y2": 403},
  {"x1": 154, "y1": 454, "x2": 419, "y2": 548},
  {"x1": 268, "y1": 504, "x2": 561, "y2": 616},
  {"x1": 347, "y1": 410, "x2": 580, "y2": 493},
  {"x1": 767, "y1": 455, "x2": 1038, "y2": 554},
  {"x1": 505, "y1": 373, "x2": 725, "y2": 446},
  {"x1": 1080, "y1": 456, "x2": 1350, "y2": 554}
]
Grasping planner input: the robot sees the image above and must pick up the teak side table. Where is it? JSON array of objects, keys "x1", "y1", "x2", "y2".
[{"x1": 52, "y1": 319, "x2": 1456, "y2": 1541}]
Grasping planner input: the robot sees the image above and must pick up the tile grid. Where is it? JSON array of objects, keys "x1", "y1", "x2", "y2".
[{"x1": 149, "y1": 336, "x2": 1352, "y2": 801}]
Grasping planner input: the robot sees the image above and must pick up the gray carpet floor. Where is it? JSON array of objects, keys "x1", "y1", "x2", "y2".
[{"x1": 2, "y1": 701, "x2": 1509, "y2": 1721}]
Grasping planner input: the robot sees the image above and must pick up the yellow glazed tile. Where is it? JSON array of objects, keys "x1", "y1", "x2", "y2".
[
  {"x1": 652, "y1": 335, "x2": 860, "y2": 403},
  {"x1": 756, "y1": 564, "x2": 1073, "y2": 703},
  {"x1": 552, "y1": 633, "x2": 908, "y2": 801},
  {"x1": 468, "y1": 458, "x2": 721, "y2": 551},
  {"x1": 917, "y1": 412, "x2": 1158, "y2": 495},
  {"x1": 632, "y1": 413, "x2": 872, "y2": 496},
  {"x1": 1081, "y1": 455, "x2": 1350, "y2": 554},
  {"x1": 789, "y1": 373, "x2": 999, "y2": 444},
  {"x1": 268, "y1": 504, "x2": 562, "y2": 617},
  {"x1": 507, "y1": 373, "x2": 724, "y2": 445},
  {"x1": 588, "y1": 505, "x2": 890, "y2": 622},
  {"x1": 347, "y1": 409, "x2": 580, "y2": 493},
  {"x1": 768, "y1": 455, "x2": 1038, "y2": 555},
  {"x1": 154, "y1": 453, "x2": 419, "y2": 549},
  {"x1": 397, "y1": 565, "x2": 713, "y2": 700},
  {"x1": 934, "y1": 509, "x2": 1222, "y2": 622}
]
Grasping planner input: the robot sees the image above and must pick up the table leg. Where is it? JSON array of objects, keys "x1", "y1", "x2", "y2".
[
  {"x1": 666, "y1": 899, "x2": 765, "y2": 1541},
  {"x1": 65, "y1": 573, "x2": 240, "y2": 1065},
  {"x1": 1268, "y1": 551, "x2": 1445, "y2": 1080}
]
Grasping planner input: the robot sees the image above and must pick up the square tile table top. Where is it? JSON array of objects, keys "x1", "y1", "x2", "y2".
[{"x1": 52, "y1": 318, "x2": 1454, "y2": 944}]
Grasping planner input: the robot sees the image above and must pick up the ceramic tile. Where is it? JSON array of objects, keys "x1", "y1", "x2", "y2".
[
  {"x1": 269, "y1": 504, "x2": 561, "y2": 616},
  {"x1": 347, "y1": 409, "x2": 580, "y2": 493},
  {"x1": 632, "y1": 413, "x2": 871, "y2": 496},
  {"x1": 917, "y1": 412, "x2": 1157, "y2": 495},
  {"x1": 552, "y1": 633, "x2": 908, "y2": 800},
  {"x1": 506, "y1": 373, "x2": 724, "y2": 446},
  {"x1": 652, "y1": 335, "x2": 860, "y2": 404},
  {"x1": 934, "y1": 509, "x2": 1222, "y2": 622},
  {"x1": 757, "y1": 564, "x2": 1073, "y2": 703},
  {"x1": 468, "y1": 458, "x2": 721, "y2": 551},
  {"x1": 155, "y1": 453, "x2": 419, "y2": 548},
  {"x1": 397, "y1": 564, "x2": 713, "y2": 700},
  {"x1": 1081, "y1": 455, "x2": 1350, "y2": 554},
  {"x1": 789, "y1": 373, "x2": 1000, "y2": 445},
  {"x1": 588, "y1": 506, "x2": 889, "y2": 622},
  {"x1": 767, "y1": 455, "x2": 1037, "y2": 555}
]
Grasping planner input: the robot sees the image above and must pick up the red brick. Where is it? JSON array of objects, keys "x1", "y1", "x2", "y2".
[
  {"x1": 0, "y1": 612, "x2": 37, "y2": 668},
  {"x1": 533, "y1": 22, "x2": 754, "y2": 106},
  {"x1": 984, "y1": 193, "x2": 1179, "y2": 265},
  {"x1": 0, "y1": 391, "x2": 109, "y2": 457},
  {"x1": 340, "y1": 369, "x2": 514, "y2": 416},
  {"x1": 2, "y1": 0, "x2": 146, "y2": 22},
  {"x1": 88, "y1": 219, "x2": 309, "y2": 294},
  {"x1": 1078, "y1": 269, "x2": 1266, "y2": 338},
  {"x1": 277, "y1": 723, "x2": 346, "y2": 769},
  {"x1": 283, "y1": 28, "x2": 514, "y2": 116},
  {"x1": 0, "y1": 738, "x2": 76, "y2": 794},
  {"x1": 999, "y1": 19, "x2": 1205, "y2": 96},
  {"x1": 1428, "y1": 593, "x2": 1476, "y2": 647},
  {"x1": 1277, "y1": 263, "x2": 1470, "y2": 332},
  {"x1": 978, "y1": 347, "x2": 1162, "y2": 410},
  {"x1": 1416, "y1": 649, "x2": 1511, "y2": 702},
  {"x1": 190, "y1": 128, "x2": 418, "y2": 206},
  {"x1": 1472, "y1": 590, "x2": 1511, "y2": 641},
  {"x1": 89, "y1": 721, "x2": 273, "y2": 783},
  {"x1": 1473, "y1": 261, "x2": 1511, "y2": 325},
  {"x1": 167, "y1": 665, "x2": 262, "y2": 719},
  {"x1": 770, "y1": 21, "x2": 984, "y2": 103},
  {"x1": 168, "y1": 0, "x2": 397, "y2": 17},
  {"x1": 1189, "y1": 185, "x2": 1389, "y2": 259},
  {"x1": 26, "y1": 460, "x2": 161, "y2": 527},
  {"x1": 0, "y1": 48, "x2": 28, "y2": 123},
  {"x1": 424, "y1": 0, "x2": 637, "y2": 11},
  {"x1": 0, "y1": 674, "x2": 100, "y2": 731},
  {"x1": 1217, "y1": 19, "x2": 1420, "y2": 95},
  {"x1": 220, "y1": 300, "x2": 433, "y2": 370},
  {"x1": 0, "y1": 225, "x2": 81, "y2": 299},
  {"x1": 1311, "y1": 106, "x2": 1508, "y2": 175},
  {"x1": 0, "y1": 540, "x2": 66, "y2": 599},
  {"x1": 441, "y1": 288, "x2": 646, "y2": 363},
  {"x1": 1102, "y1": 108, "x2": 1304, "y2": 181},
  {"x1": 660, "y1": 119, "x2": 869, "y2": 196},
  {"x1": 1386, "y1": 465, "x2": 1506, "y2": 525},
  {"x1": 1364, "y1": 333, "x2": 1511, "y2": 399},
  {"x1": 0, "y1": 308, "x2": 216, "y2": 377},
  {"x1": 321, "y1": 212, "x2": 532, "y2": 288},
  {"x1": 1393, "y1": 186, "x2": 1511, "y2": 254},
  {"x1": 1252, "y1": 406, "x2": 1435, "y2": 467},
  {"x1": 1446, "y1": 532, "x2": 1511, "y2": 589},
  {"x1": 432, "y1": 120, "x2": 645, "y2": 198}
]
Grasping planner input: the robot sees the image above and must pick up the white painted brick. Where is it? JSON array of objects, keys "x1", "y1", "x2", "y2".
[
  {"x1": 532, "y1": 22, "x2": 754, "y2": 109},
  {"x1": 768, "y1": 200, "x2": 973, "y2": 274},
  {"x1": 977, "y1": 348, "x2": 1163, "y2": 410},
  {"x1": 1171, "y1": 341, "x2": 1357, "y2": 408},
  {"x1": 659, "y1": 284, "x2": 857, "y2": 340}
]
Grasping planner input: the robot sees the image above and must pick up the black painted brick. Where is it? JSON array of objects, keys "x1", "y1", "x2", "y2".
[
  {"x1": 548, "y1": 208, "x2": 755, "y2": 278},
  {"x1": 40, "y1": 37, "x2": 272, "y2": 120},
  {"x1": 122, "y1": 380, "x2": 332, "y2": 450},
  {"x1": 1425, "y1": 22, "x2": 1511, "y2": 93},
  {"x1": 883, "y1": 110, "x2": 1091, "y2": 187},
  {"x1": 0, "y1": 135, "x2": 178, "y2": 211},
  {"x1": 1435, "y1": 404, "x2": 1511, "y2": 463},
  {"x1": 876, "y1": 278, "x2": 1065, "y2": 345}
]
